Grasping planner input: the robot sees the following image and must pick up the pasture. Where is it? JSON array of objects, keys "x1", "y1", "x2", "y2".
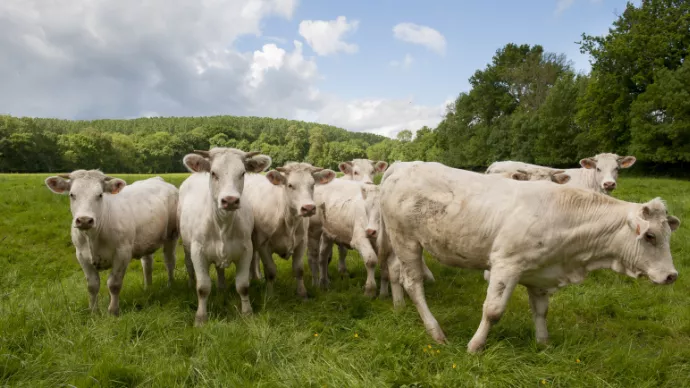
[{"x1": 1, "y1": 173, "x2": 689, "y2": 387}]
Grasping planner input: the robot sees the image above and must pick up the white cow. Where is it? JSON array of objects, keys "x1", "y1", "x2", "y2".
[
  {"x1": 178, "y1": 148, "x2": 272, "y2": 326},
  {"x1": 323, "y1": 159, "x2": 389, "y2": 276},
  {"x1": 380, "y1": 161, "x2": 680, "y2": 353},
  {"x1": 244, "y1": 162, "x2": 336, "y2": 298},
  {"x1": 486, "y1": 153, "x2": 636, "y2": 194},
  {"x1": 309, "y1": 180, "x2": 383, "y2": 296},
  {"x1": 45, "y1": 170, "x2": 179, "y2": 316}
]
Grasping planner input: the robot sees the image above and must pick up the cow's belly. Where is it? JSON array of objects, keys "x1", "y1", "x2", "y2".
[
  {"x1": 418, "y1": 235, "x2": 490, "y2": 270},
  {"x1": 519, "y1": 263, "x2": 587, "y2": 289},
  {"x1": 270, "y1": 235, "x2": 296, "y2": 259}
]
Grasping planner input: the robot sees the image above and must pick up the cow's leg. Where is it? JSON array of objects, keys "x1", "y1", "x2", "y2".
[
  {"x1": 257, "y1": 245, "x2": 277, "y2": 296},
  {"x1": 467, "y1": 266, "x2": 519, "y2": 353},
  {"x1": 352, "y1": 237, "x2": 377, "y2": 298},
  {"x1": 80, "y1": 258, "x2": 100, "y2": 313},
  {"x1": 235, "y1": 246, "x2": 253, "y2": 315},
  {"x1": 307, "y1": 226, "x2": 322, "y2": 286},
  {"x1": 388, "y1": 255, "x2": 405, "y2": 307},
  {"x1": 107, "y1": 251, "x2": 131, "y2": 317},
  {"x1": 183, "y1": 245, "x2": 195, "y2": 289},
  {"x1": 216, "y1": 266, "x2": 226, "y2": 292},
  {"x1": 337, "y1": 244, "x2": 349, "y2": 278},
  {"x1": 527, "y1": 287, "x2": 551, "y2": 345},
  {"x1": 292, "y1": 240, "x2": 308, "y2": 299},
  {"x1": 318, "y1": 234, "x2": 334, "y2": 290},
  {"x1": 422, "y1": 260, "x2": 435, "y2": 283},
  {"x1": 378, "y1": 249, "x2": 390, "y2": 298},
  {"x1": 191, "y1": 243, "x2": 211, "y2": 326},
  {"x1": 163, "y1": 239, "x2": 177, "y2": 287},
  {"x1": 141, "y1": 254, "x2": 153, "y2": 289},
  {"x1": 394, "y1": 238, "x2": 445, "y2": 343},
  {"x1": 250, "y1": 253, "x2": 262, "y2": 281}
]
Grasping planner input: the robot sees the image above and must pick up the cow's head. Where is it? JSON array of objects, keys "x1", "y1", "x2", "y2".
[
  {"x1": 183, "y1": 148, "x2": 272, "y2": 213},
  {"x1": 620, "y1": 197, "x2": 680, "y2": 285},
  {"x1": 508, "y1": 169, "x2": 571, "y2": 185},
  {"x1": 339, "y1": 159, "x2": 388, "y2": 184},
  {"x1": 45, "y1": 170, "x2": 127, "y2": 231},
  {"x1": 265, "y1": 162, "x2": 336, "y2": 217},
  {"x1": 579, "y1": 153, "x2": 636, "y2": 193},
  {"x1": 360, "y1": 183, "x2": 381, "y2": 240}
]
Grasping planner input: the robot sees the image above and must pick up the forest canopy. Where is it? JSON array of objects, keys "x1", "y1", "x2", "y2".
[{"x1": 1, "y1": 0, "x2": 688, "y2": 174}]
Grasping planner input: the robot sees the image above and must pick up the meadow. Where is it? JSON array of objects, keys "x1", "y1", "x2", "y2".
[{"x1": 1, "y1": 173, "x2": 689, "y2": 387}]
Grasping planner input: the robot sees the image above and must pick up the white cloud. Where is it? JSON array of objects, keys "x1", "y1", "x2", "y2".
[
  {"x1": 0, "y1": 0, "x2": 443, "y2": 138},
  {"x1": 392, "y1": 23, "x2": 446, "y2": 55},
  {"x1": 390, "y1": 53, "x2": 414, "y2": 69},
  {"x1": 313, "y1": 96, "x2": 451, "y2": 138},
  {"x1": 298, "y1": 16, "x2": 359, "y2": 56}
]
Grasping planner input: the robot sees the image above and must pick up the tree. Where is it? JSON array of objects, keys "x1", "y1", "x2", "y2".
[
  {"x1": 629, "y1": 59, "x2": 690, "y2": 162},
  {"x1": 577, "y1": 0, "x2": 690, "y2": 154}
]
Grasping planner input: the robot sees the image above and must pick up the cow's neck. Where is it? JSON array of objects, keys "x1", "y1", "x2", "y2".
[
  {"x1": 212, "y1": 204, "x2": 237, "y2": 233},
  {"x1": 563, "y1": 201, "x2": 639, "y2": 275},
  {"x1": 580, "y1": 167, "x2": 600, "y2": 193}
]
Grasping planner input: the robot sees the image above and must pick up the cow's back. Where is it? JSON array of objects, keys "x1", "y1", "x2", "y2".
[{"x1": 381, "y1": 162, "x2": 553, "y2": 268}]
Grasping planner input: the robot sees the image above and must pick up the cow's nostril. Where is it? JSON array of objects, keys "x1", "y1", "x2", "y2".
[{"x1": 666, "y1": 273, "x2": 678, "y2": 284}]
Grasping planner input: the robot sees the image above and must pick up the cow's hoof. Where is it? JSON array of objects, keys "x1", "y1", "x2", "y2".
[
  {"x1": 194, "y1": 315, "x2": 207, "y2": 327},
  {"x1": 467, "y1": 339, "x2": 485, "y2": 354}
]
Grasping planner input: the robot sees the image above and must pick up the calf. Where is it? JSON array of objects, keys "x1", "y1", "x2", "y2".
[
  {"x1": 178, "y1": 148, "x2": 272, "y2": 325},
  {"x1": 380, "y1": 161, "x2": 680, "y2": 353},
  {"x1": 244, "y1": 162, "x2": 336, "y2": 298},
  {"x1": 45, "y1": 171, "x2": 178, "y2": 316},
  {"x1": 486, "y1": 153, "x2": 636, "y2": 194}
]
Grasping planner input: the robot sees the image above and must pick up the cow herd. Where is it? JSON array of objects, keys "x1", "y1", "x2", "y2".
[{"x1": 44, "y1": 148, "x2": 681, "y2": 354}]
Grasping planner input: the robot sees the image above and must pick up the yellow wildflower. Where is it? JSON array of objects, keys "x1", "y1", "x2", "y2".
[
  {"x1": 314, "y1": 333, "x2": 319, "y2": 337},
  {"x1": 354, "y1": 333, "x2": 359, "y2": 338},
  {"x1": 541, "y1": 380, "x2": 547, "y2": 385},
  {"x1": 576, "y1": 359, "x2": 581, "y2": 363},
  {"x1": 452, "y1": 363, "x2": 457, "y2": 369}
]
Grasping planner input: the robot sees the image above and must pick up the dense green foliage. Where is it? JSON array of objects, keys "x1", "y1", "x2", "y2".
[
  {"x1": 1, "y1": 0, "x2": 688, "y2": 175},
  {"x1": 2, "y1": 173, "x2": 689, "y2": 387}
]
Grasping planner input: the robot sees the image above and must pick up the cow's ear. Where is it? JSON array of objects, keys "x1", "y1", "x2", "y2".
[
  {"x1": 374, "y1": 161, "x2": 388, "y2": 173},
  {"x1": 183, "y1": 154, "x2": 211, "y2": 173},
  {"x1": 551, "y1": 173, "x2": 571, "y2": 184},
  {"x1": 265, "y1": 170, "x2": 286, "y2": 186},
  {"x1": 510, "y1": 172, "x2": 529, "y2": 181},
  {"x1": 338, "y1": 162, "x2": 353, "y2": 175},
  {"x1": 668, "y1": 216, "x2": 680, "y2": 232},
  {"x1": 105, "y1": 178, "x2": 127, "y2": 194},
  {"x1": 45, "y1": 176, "x2": 71, "y2": 194},
  {"x1": 246, "y1": 154, "x2": 272, "y2": 173},
  {"x1": 313, "y1": 169, "x2": 336, "y2": 185},
  {"x1": 580, "y1": 158, "x2": 597, "y2": 169},
  {"x1": 628, "y1": 211, "x2": 650, "y2": 240},
  {"x1": 619, "y1": 156, "x2": 636, "y2": 169}
]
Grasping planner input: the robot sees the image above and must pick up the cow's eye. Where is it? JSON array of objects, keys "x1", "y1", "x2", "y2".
[
  {"x1": 97, "y1": 193, "x2": 103, "y2": 200},
  {"x1": 354, "y1": 171, "x2": 359, "y2": 175},
  {"x1": 69, "y1": 193, "x2": 75, "y2": 200},
  {"x1": 241, "y1": 171, "x2": 245, "y2": 178},
  {"x1": 644, "y1": 232, "x2": 656, "y2": 245},
  {"x1": 596, "y1": 168, "x2": 601, "y2": 172},
  {"x1": 288, "y1": 184, "x2": 294, "y2": 189},
  {"x1": 211, "y1": 172, "x2": 218, "y2": 180}
]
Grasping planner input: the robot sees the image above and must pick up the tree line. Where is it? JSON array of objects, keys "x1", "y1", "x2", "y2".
[{"x1": 1, "y1": 0, "x2": 688, "y2": 175}]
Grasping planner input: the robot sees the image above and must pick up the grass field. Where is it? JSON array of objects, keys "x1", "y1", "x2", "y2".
[{"x1": 1, "y1": 173, "x2": 689, "y2": 387}]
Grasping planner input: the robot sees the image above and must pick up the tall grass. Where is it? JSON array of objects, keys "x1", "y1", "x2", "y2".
[{"x1": 1, "y1": 173, "x2": 688, "y2": 387}]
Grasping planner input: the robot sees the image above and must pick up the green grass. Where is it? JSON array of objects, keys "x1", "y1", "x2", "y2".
[{"x1": 1, "y1": 173, "x2": 689, "y2": 387}]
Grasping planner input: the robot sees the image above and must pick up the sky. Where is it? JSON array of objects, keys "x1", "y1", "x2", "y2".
[{"x1": 0, "y1": 0, "x2": 639, "y2": 138}]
